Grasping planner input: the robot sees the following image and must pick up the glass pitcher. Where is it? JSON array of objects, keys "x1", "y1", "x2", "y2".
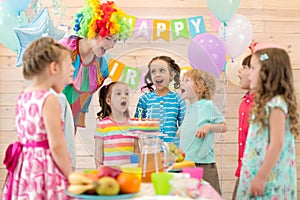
[{"x1": 138, "y1": 136, "x2": 174, "y2": 182}]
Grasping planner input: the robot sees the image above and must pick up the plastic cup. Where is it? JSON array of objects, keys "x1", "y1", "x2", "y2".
[
  {"x1": 182, "y1": 167, "x2": 203, "y2": 187},
  {"x1": 120, "y1": 164, "x2": 142, "y2": 180},
  {"x1": 151, "y1": 172, "x2": 174, "y2": 195}
]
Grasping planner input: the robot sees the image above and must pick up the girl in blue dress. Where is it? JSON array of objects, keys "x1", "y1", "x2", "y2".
[{"x1": 237, "y1": 48, "x2": 299, "y2": 199}]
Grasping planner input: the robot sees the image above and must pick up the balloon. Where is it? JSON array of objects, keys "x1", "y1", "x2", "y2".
[
  {"x1": 0, "y1": 2, "x2": 28, "y2": 51},
  {"x1": 4, "y1": 0, "x2": 31, "y2": 12},
  {"x1": 225, "y1": 48, "x2": 251, "y2": 86},
  {"x1": 209, "y1": 12, "x2": 221, "y2": 32},
  {"x1": 218, "y1": 14, "x2": 253, "y2": 59},
  {"x1": 188, "y1": 34, "x2": 226, "y2": 78},
  {"x1": 14, "y1": 8, "x2": 65, "y2": 66},
  {"x1": 207, "y1": 0, "x2": 240, "y2": 23}
]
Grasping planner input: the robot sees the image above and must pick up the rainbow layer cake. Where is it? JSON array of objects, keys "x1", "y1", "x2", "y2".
[{"x1": 129, "y1": 118, "x2": 160, "y2": 134}]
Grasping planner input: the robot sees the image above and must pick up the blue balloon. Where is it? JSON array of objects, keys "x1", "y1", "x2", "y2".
[
  {"x1": 0, "y1": 2, "x2": 28, "y2": 51},
  {"x1": 4, "y1": 0, "x2": 31, "y2": 12},
  {"x1": 207, "y1": 0, "x2": 240, "y2": 23},
  {"x1": 14, "y1": 8, "x2": 65, "y2": 67}
]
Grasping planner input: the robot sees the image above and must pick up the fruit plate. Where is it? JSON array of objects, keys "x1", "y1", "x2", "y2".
[{"x1": 65, "y1": 191, "x2": 138, "y2": 199}]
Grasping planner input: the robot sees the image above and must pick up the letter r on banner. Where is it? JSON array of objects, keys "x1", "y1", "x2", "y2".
[{"x1": 122, "y1": 66, "x2": 141, "y2": 90}]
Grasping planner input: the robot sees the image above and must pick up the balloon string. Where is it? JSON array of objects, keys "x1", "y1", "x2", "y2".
[
  {"x1": 221, "y1": 22, "x2": 226, "y2": 42},
  {"x1": 219, "y1": 73, "x2": 227, "y2": 192}
]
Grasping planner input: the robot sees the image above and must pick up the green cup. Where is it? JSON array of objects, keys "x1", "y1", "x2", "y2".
[{"x1": 151, "y1": 172, "x2": 174, "y2": 195}]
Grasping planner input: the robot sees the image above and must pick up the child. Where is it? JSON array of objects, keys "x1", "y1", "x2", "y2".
[
  {"x1": 61, "y1": 0, "x2": 130, "y2": 131},
  {"x1": 94, "y1": 82, "x2": 139, "y2": 168},
  {"x1": 232, "y1": 54, "x2": 254, "y2": 199},
  {"x1": 134, "y1": 56, "x2": 186, "y2": 144},
  {"x1": 50, "y1": 90, "x2": 76, "y2": 170},
  {"x1": 237, "y1": 48, "x2": 299, "y2": 199},
  {"x1": 179, "y1": 69, "x2": 227, "y2": 195},
  {"x1": 2, "y1": 37, "x2": 74, "y2": 199}
]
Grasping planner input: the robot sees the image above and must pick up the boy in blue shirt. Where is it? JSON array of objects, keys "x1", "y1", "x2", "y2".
[{"x1": 179, "y1": 69, "x2": 227, "y2": 195}]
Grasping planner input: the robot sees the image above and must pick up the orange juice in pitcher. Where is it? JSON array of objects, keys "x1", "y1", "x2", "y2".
[
  {"x1": 138, "y1": 136, "x2": 174, "y2": 182},
  {"x1": 139, "y1": 152, "x2": 163, "y2": 182}
]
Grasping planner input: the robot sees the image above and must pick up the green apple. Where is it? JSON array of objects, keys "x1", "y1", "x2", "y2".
[{"x1": 96, "y1": 176, "x2": 120, "y2": 195}]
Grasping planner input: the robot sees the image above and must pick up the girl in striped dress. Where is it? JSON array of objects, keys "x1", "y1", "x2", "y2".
[{"x1": 94, "y1": 82, "x2": 139, "y2": 168}]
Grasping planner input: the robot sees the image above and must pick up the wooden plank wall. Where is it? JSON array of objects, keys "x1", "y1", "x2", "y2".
[{"x1": 1, "y1": 0, "x2": 300, "y2": 199}]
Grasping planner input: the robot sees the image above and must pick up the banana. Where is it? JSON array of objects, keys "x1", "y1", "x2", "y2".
[
  {"x1": 68, "y1": 172, "x2": 95, "y2": 185},
  {"x1": 67, "y1": 184, "x2": 95, "y2": 195}
]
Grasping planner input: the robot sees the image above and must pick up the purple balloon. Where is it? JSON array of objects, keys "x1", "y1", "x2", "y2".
[{"x1": 188, "y1": 34, "x2": 226, "y2": 77}]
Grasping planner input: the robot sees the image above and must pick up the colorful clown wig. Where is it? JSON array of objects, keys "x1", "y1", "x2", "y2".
[{"x1": 73, "y1": 0, "x2": 130, "y2": 40}]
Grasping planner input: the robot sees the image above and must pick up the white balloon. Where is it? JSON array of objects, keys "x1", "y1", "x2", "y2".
[{"x1": 218, "y1": 14, "x2": 253, "y2": 59}]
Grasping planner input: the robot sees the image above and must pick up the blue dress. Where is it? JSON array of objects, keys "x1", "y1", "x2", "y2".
[{"x1": 237, "y1": 96, "x2": 297, "y2": 199}]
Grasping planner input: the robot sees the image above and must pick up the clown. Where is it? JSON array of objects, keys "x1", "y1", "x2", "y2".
[{"x1": 61, "y1": 0, "x2": 130, "y2": 130}]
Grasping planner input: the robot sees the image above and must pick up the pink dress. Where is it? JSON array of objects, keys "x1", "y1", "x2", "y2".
[{"x1": 2, "y1": 90, "x2": 69, "y2": 200}]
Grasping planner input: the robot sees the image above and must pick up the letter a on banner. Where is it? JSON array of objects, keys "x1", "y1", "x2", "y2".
[
  {"x1": 108, "y1": 59, "x2": 125, "y2": 81},
  {"x1": 122, "y1": 66, "x2": 141, "y2": 90}
]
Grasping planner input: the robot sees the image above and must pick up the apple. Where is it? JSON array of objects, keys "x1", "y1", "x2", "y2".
[
  {"x1": 96, "y1": 176, "x2": 120, "y2": 195},
  {"x1": 177, "y1": 148, "x2": 186, "y2": 162},
  {"x1": 168, "y1": 143, "x2": 186, "y2": 162},
  {"x1": 98, "y1": 166, "x2": 122, "y2": 179}
]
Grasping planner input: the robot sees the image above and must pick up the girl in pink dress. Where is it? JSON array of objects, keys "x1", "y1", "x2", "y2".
[{"x1": 2, "y1": 37, "x2": 74, "y2": 200}]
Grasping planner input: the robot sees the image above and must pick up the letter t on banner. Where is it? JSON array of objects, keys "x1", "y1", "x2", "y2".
[{"x1": 122, "y1": 66, "x2": 141, "y2": 90}]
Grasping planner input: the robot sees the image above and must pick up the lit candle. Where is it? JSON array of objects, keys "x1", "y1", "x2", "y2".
[{"x1": 138, "y1": 108, "x2": 143, "y2": 120}]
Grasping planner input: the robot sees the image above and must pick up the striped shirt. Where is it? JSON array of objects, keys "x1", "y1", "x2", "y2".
[
  {"x1": 94, "y1": 117, "x2": 136, "y2": 166},
  {"x1": 134, "y1": 91, "x2": 186, "y2": 141}
]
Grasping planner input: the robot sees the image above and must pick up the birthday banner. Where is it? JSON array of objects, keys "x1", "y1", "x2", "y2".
[
  {"x1": 108, "y1": 58, "x2": 192, "y2": 90},
  {"x1": 123, "y1": 16, "x2": 206, "y2": 41}
]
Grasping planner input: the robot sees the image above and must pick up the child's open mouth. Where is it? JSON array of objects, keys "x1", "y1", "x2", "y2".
[{"x1": 155, "y1": 80, "x2": 163, "y2": 84}]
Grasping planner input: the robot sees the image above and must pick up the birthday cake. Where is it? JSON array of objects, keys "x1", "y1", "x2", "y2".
[{"x1": 129, "y1": 118, "x2": 160, "y2": 134}]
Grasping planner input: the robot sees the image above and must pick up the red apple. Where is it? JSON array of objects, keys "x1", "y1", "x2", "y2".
[{"x1": 98, "y1": 166, "x2": 121, "y2": 179}]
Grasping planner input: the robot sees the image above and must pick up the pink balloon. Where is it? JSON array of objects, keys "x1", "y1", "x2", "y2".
[
  {"x1": 253, "y1": 42, "x2": 281, "y2": 53},
  {"x1": 218, "y1": 14, "x2": 253, "y2": 59},
  {"x1": 188, "y1": 34, "x2": 226, "y2": 78},
  {"x1": 209, "y1": 12, "x2": 221, "y2": 32}
]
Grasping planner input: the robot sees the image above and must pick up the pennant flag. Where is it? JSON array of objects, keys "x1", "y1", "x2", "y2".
[
  {"x1": 188, "y1": 16, "x2": 206, "y2": 38},
  {"x1": 108, "y1": 59, "x2": 125, "y2": 81},
  {"x1": 153, "y1": 20, "x2": 170, "y2": 41},
  {"x1": 133, "y1": 18, "x2": 152, "y2": 41},
  {"x1": 121, "y1": 66, "x2": 141, "y2": 90},
  {"x1": 171, "y1": 18, "x2": 189, "y2": 40}
]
